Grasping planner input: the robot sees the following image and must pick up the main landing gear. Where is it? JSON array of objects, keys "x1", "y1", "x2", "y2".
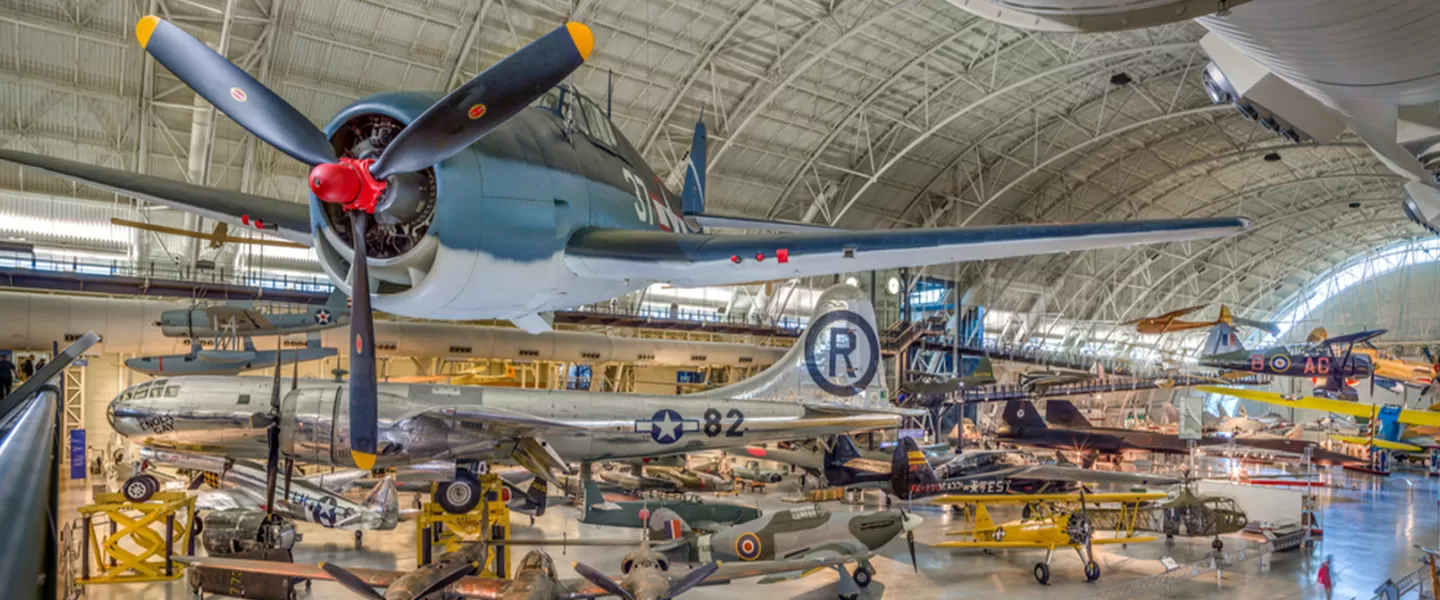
[
  {"x1": 434, "y1": 461, "x2": 487, "y2": 515},
  {"x1": 122, "y1": 474, "x2": 161, "y2": 503}
]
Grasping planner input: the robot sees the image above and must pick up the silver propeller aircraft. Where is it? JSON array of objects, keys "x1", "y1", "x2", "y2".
[
  {"x1": 132, "y1": 447, "x2": 400, "y2": 534},
  {"x1": 107, "y1": 285, "x2": 913, "y2": 514}
]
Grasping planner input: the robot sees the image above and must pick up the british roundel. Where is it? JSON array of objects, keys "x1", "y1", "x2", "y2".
[{"x1": 735, "y1": 532, "x2": 762, "y2": 560}]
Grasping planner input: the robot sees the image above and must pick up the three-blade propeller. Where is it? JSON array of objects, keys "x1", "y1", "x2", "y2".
[{"x1": 136, "y1": 15, "x2": 593, "y2": 469}]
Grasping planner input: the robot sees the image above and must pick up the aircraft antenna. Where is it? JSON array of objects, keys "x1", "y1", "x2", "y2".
[{"x1": 607, "y1": 69, "x2": 614, "y2": 119}]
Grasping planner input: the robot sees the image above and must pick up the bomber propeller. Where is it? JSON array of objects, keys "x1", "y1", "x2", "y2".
[{"x1": 135, "y1": 15, "x2": 593, "y2": 469}]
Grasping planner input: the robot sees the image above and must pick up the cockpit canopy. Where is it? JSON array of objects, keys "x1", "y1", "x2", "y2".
[
  {"x1": 517, "y1": 550, "x2": 556, "y2": 578},
  {"x1": 533, "y1": 84, "x2": 620, "y2": 151}
]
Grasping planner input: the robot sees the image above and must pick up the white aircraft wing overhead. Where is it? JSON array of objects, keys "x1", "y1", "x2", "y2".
[{"x1": 564, "y1": 218, "x2": 1249, "y2": 288}]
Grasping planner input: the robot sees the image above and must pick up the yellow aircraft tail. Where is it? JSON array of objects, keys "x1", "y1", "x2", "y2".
[
  {"x1": 1307, "y1": 327, "x2": 1330, "y2": 343},
  {"x1": 1217, "y1": 304, "x2": 1233, "y2": 326}
]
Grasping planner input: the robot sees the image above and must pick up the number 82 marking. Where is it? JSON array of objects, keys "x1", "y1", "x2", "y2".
[{"x1": 702, "y1": 408, "x2": 746, "y2": 438}]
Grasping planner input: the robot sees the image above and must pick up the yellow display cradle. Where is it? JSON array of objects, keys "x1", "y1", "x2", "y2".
[
  {"x1": 76, "y1": 490, "x2": 197, "y2": 584},
  {"x1": 416, "y1": 474, "x2": 511, "y2": 578}
]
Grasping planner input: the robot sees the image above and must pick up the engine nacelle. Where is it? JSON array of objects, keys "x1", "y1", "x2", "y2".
[
  {"x1": 1199, "y1": 33, "x2": 1343, "y2": 144},
  {"x1": 1404, "y1": 181, "x2": 1440, "y2": 235},
  {"x1": 199, "y1": 509, "x2": 298, "y2": 555}
]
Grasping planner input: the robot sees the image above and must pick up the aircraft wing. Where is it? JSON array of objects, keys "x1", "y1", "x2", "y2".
[
  {"x1": 301, "y1": 469, "x2": 370, "y2": 493},
  {"x1": 0, "y1": 149, "x2": 312, "y2": 246},
  {"x1": 930, "y1": 492, "x2": 1170, "y2": 505},
  {"x1": 1198, "y1": 386, "x2": 1440, "y2": 427},
  {"x1": 840, "y1": 457, "x2": 892, "y2": 475},
  {"x1": 1319, "y1": 329, "x2": 1388, "y2": 346},
  {"x1": 427, "y1": 405, "x2": 589, "y2": 432},
  {"x1": 1328, "y1": 434, "x2": 1424, "y2": 452},
  {"x1": 1007, "y1": 465, "x2": 1182, "y2": 487},
  {"x1": 708, "y1": 552, "x2": 868, "y2": 584},
  {"x1": 564, "y1": 218, "x2": 1249, "y2": 288},
  {"x1": 173, "y1": 556, "x2": 516, "y2": 599},
  {"x1": 1090, "y1": 536, "x2": 1158, "y2": 545},
  {"x1": 205, "y1": 306, "x2": 276, "y2": 330},
  {"x1": 932, "y1": 540, "x2": 1054, "y2": 549}
]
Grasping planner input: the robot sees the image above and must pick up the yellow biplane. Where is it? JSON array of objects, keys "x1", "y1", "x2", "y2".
[{"x1": 931, "y1": 492, "x2": 1167, "y2": 584}]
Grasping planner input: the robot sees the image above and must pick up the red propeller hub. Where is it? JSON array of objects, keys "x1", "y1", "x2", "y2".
[{"x1": 309, "y1": 157, "x2": 386, "y2": 214}]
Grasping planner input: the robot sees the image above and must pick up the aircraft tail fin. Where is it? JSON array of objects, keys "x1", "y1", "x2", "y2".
[
  {"x1": 1002, "y1": 400, "x2": 1048, "y2": 430},
  {"x1": 324, "y1": 288, "x2": 348, "y2": 309},
  {"x1": 576, "y1": 463, "x2": 605, "y2": 522},
  {"x1": 243, "y1": 337, "x2": 257, "y2": 353},
  {"x1": 1285, "y1": 423, "x2": 1304, "y2": 440},
  {"x1": 970, "y1": 357, "x2": 995, "y2": 382},
  {"x1": 681, "y1": 118, "x2": 706, "y2": 216},
  {"x1": 362, "y1": 475, "x2": 400, "y2": 529},
  {"x1": 1201, "y1": 320, "x2": 1245, "y2": 356},
  {"x1": 891, "y1": 437, "x2": 939, "y2": 499},
  {"x1": 821, "y1": 435, "x2": 865, "y2": 486},
  {"x1": 306, "y1": 331, "x2": 322, "y2": 349},
  {"x1": 698, "y1": 285, "x2": 902, "y2": 415},
  {"x1": 1046, "y1": 400, "x2": 1093, "y2": 429}
]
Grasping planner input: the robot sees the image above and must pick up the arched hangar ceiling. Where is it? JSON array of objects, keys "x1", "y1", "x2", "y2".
[{"x1": 0, "y1": 0, "x2": 1422, "y2": 332}]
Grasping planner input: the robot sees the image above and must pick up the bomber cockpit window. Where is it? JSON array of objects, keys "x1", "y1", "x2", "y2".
[{"x1": 164, "y1": 386, "x2": 179, "y2": 397}]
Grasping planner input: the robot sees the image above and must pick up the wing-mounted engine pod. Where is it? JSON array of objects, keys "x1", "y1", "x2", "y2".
[
  {"x1": 313, "y1": 93, "x2": 452, "y2": 296},
  {"x1": 1198, "y1": 33, "x2": 1344, "y2": 145}
]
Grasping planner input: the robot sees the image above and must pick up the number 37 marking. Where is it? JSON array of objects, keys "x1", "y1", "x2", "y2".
[{"x1": 702, "y1": 408, "x2": 745, "y2": 438}]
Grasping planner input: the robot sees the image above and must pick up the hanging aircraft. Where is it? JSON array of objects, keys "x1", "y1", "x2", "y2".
[
  {"x1": 932, "y1": 2, "x2": 1440, "y2": 237},
  {"x1": 106, "y1": 285, "x2": 911, "y2": 515},
  {"x1": 931, "y1": 491, "x2": 1167, "y2": 584},
  {"x1": 111, "y1": 217, "x2": 308, "y2": 251},
  {"x1": 125, "y1": 335, "x2": 337, "y2": 376},
  {"x1": 885, "y1": 436, "x2": 1180, "y2": 500},
  {"x1": 691, "y1": 457, "x2": 786, "y2": 484},
  {"x1": 1197, "y1": 321, "x2": 1380, "y2": 401},
  {"x1": 899, "y1": 357, "x2": 998, "y2": 403},
  {"x1": 999, "y1": 400, "x2": 1362, "y2": 466},
  {"x1": 155, "y1": 291, "x2": 351, "y2": 339},
  {"x1": 1019, "y1": 365, "x2": 1100, "y2": 396},
  {"x1": 1123, "y1": 304, "x2": 1279, "y2": 336},
  {"x1": 652, "y1": 504, "x2": 923, "y2": 600},
  {"x1": 9, "y1": 14, "x2": 1256, "y2": 481}
]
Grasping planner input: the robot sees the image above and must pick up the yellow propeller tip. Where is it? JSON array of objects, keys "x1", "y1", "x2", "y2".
[
  {"x1": 566, "y1": 22, "x2": 594, "y2": 61},
  {"x1": 353, "y1": 451, "x2": 377, "y2": 470},
  {"x1": 317, "y1": 561, "x2": 328, "y2": 568},
  {"x1": 136, "y1": 15, "x2": 160, "y2": 48}
]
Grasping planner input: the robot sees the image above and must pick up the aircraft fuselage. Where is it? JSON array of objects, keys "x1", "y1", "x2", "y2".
[{"x1": 107, "y1": 376, "x2": 900, "y2": 469}]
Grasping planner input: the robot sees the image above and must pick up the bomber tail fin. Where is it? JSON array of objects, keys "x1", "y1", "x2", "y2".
[
  {"x1": 821, "y1": 435, "x2": 869, "y2": 487},
  {"x1": 1001, "y1": 400, "x2": 1048, "y2": 431},
  {"x1": 1045, "y1": 400, "x2": 1093, "y2": 429},
  {"x1": 891, "y1": 437, "x2": 939, "y2": 499},
  {"x1": 681, "y1": 118, "x2": 706, "y2": 216},
  {"x1": 970, "y1": 357, "x2": 996, "y2": 384},
  {"x1": 1201, "y1": 320, "x2": 1245, "y2": 356},
  {"x1": 698, "y1": 285, "x2": 903, "y2": 415}
]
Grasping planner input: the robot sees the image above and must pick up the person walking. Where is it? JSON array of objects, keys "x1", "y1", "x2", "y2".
[
  {"x1": 19, "y1": 356, "x2": 33, "y2": 381},
  {"x1": 1318, "y1": 554, "x2": 1335, "y2": 599},
  {"x1": 0, "y1": 355, "x2": 15, "y2": 398}
]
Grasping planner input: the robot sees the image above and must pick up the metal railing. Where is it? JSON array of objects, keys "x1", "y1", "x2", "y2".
[
  {"x1": 0, "y1": 332, "x2": 100, "y2": 600},
  {"x1": 0, "y1": 250, "x2": 332, "y2": 293}
]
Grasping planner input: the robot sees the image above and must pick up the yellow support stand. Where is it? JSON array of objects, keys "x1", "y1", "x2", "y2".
[
  {"x1": 416, "y1": 474, "x2": 510, "y2": 578},
  {"x1": 75, "y1": 491, "x2": 197, "y2": 584}
]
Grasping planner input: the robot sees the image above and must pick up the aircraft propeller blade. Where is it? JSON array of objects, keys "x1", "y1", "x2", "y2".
[
  {"x1": 906, "y1": 530, "x2": 918, "y2": 572},
  {"x1": 348, "y1": 212, "x2": 379, "y2": 470},
  {"x1": 662, "y1": 561, "x2": 720, "y2": 599},
  {"x1": 319, "y1": 562, "x2": 386, "y2": 600},
  {"x1": 572, "y1": 561, "x2": 634, "y2": 600},
  {"x1": 367, "y1": 23, "x2": 593, "y2": 179},
  {"x1": 408, "y1": 558, "x2": 484, "y2": 600},
  {"x1": 263, "y1": 333, "x2": 284, "y2": 515},
  {"x1": 283, "y1": 457, "x2": 294, "y2": 500},
  {"x1": 135, "y1": 16, "x2": 336, "y2": 167}
]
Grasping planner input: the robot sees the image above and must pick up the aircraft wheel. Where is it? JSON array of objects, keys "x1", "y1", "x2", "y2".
[
  {"x1": 436, "y1": 479, "x2": 482, "y2": 514},
  {"x1": 122, "y1": 475, "x2": 157, "y2": 503},
  {"x1": 1085, "y1": 560, "x2": 1101, "y2": 582},
  {"x1": 1211, "y1": 538, "x2": 1224, "y2": 552},
  {"x1": 837, "y1": 594, "x2": 859, "y2": 600},
  {"x1": 1033, "y1": 562, "x2": 1050, "y2": 585},
  {"x1": 852, "y1": 566, "x2": 872, "y2": 588}
]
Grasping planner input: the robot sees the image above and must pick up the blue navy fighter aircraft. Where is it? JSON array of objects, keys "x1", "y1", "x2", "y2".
[{"x1": 7, "y1": 16, "x2": 1250, "y2": 470}]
